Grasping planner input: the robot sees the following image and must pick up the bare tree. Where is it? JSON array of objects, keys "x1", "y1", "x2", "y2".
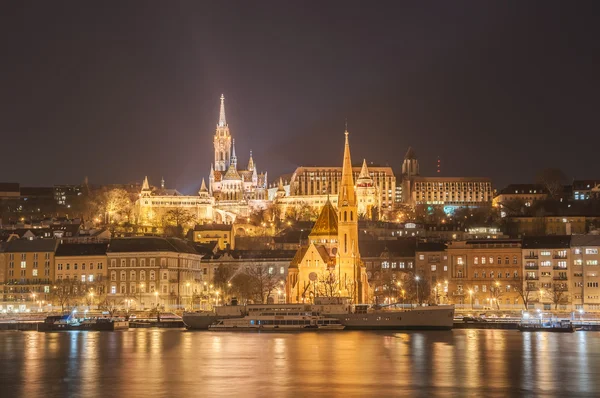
[
  {"x1": 230, "y1": 272, "x2": 257, "y2": 304},
  {"x1": 317, "y1": 269, "x2": 340, "y2": 299},
  {"x1": 513, "y1": 275, "x2": 533, "y2": 310},
  {"x1": 536, "y1": 168, "x2": 567, "y2": 199},
  {"x1": 50, "y1": 280, "x2": 84, "y2": 312},
  {"x1": 550, "y1": 284, "x2": 570, "y2": 310},
  {"x1": 489, "y1": 280, "x2": 505, "y2": 310},
  {"x1": 99, "y1": 296, "x2": 122, "y2": 317},
  {"x1": 95, "y1": 188, "x2": 132, "y2": 224},
  {"x1": 245, "y1": 264, "x2": 280, "y2": 303}
]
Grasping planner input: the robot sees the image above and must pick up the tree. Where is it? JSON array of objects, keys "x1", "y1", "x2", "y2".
[
  {"x1": 415, "y1": 204, "x2": 446, "y2": 225},
  {"x1": 212, "y1": 264, "x2": 235, "y2": 297},
  {"x1": 387, "y1": 203, "x2": 415, "y2": 223},
  {"x1": 371, "y1": 271, "x2": 400, "y2": 304},
  {"x1": 550, "y1": 284, "x2": 570, "y2": 310},
  {"x1": 230, "y1": 272, "x2": 256, "y2": 304},
  {"x1": 95, "y1": 188, "x2": 132, "y2": 224},
  {"x1": 316, "y1": 269, "x2": 340, "y2": 299},
  {"x1": 50, "y1": 279, "x2": 85, "y2": 312},
  {"x1": 99, "y1": 296, "x2": 121, "y2": 317},
  {"x1": 489, "y1": 280, "x2": 504, "y2": 310},
  {"x1": 513, "y1": 275, "x2": 533, "y2": 310},
  {"x1": 400, "y1": 272, "x2": 431, "y2": 304},
  {"x1": 452, "y1": 205, "x2": 499, "y2": 227},
  {"x1": 536, "y1": 168, "x2": 567, "y2": 199},
  {"x1": 244, "y1": 264, "x2": 280, "y2": 303}
]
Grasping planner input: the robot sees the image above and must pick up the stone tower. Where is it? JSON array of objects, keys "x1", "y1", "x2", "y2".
[
  {"x1": 337, "y1": 130, "x2": 368, "y2": 303},
  {"x1": 401, "y1": 147, "x2": 419, "y2": 204},
  {"x1": 213, "y1": 94, "x2": 232, "y2": 172}
]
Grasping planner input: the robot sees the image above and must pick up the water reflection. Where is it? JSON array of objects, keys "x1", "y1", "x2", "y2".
[{"x1": 1, "y1": 330, "x2": 600, "y2": 397}]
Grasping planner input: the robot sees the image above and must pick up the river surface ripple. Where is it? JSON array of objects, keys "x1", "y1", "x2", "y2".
[{"x1": 0, "y1": 329, "x2": 599, "y2": 397}]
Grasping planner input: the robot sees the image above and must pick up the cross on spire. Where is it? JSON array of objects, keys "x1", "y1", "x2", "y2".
[{"x1": 218, "y1": 94, "x2": 226, "y2": 127}]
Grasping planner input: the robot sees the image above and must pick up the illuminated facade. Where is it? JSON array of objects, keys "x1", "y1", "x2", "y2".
[
  {"x1": 135, "y1": 176, "x2": 220, "y2": 226},
  {"x1": 286, "y1": 131, "x2": 369, "y2": 303},
  {"x1": 106, "y1": 237, "x2": 204, "y2": 309},
  {"x1": 287, "y1": 164, "x2": 395, "y2": 211},
  {"x1": 135, "y1": 95, "x2": 271, "y2": 226},
  {"x1": 446, "y1": 240, "x2": 522, "y2": 308},
  {"x1": 493, "y1": 184, "x2": 548, "y2": 209},
  {"x1": 407, "y1": 177, "x2": 493, "y2": 209},
  {"x1": 209, "y1": 95, "x2": 268, "y2": 203}
]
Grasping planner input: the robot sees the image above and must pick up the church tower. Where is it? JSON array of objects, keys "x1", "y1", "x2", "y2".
[
  {"x1": 214, "y1": 94, "x2": 232, "y2": 172},
  {"x1": 401, "y1": 146, "x2": 419, "y2": 204},
  {"x1": 337, "y1": 130, "x2": 367, "y2": 303}
]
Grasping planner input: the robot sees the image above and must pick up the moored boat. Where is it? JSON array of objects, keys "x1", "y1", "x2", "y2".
[
  {"x1": 518, "y1": 319, "x2": 575, "y2": 333},
  {"x1": 314, "y1": 298, "x2": 455, "y2": 330},
  {"x1": 209, "y1": 310, "x2": 344, "y2": 331},
  {"x1": 38, "y1": 314, "x2": 129, "y2": 332}
]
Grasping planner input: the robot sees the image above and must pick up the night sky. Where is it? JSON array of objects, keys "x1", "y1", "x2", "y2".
[{"x1": 1, "y1": 1, "x2": 598, "y2": 193}]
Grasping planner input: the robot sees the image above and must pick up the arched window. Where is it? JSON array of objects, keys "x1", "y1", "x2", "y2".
[
  {"x1": 344, "y1": 234, "x2": 347, "y2": 253},
  {"x1": 350, "y1": 211, "x2": 353, "y2": 221},
  {"x1": 344, "y1": 211, "x2": 347, "y2": 222}
]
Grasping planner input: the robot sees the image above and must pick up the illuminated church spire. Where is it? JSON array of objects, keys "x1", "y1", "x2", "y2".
[
  {"x1": 218, "y1": 94, "x2": 227, "y2": 127},
  {"x1": 231, "y1": 139, "x2": 237, "y2": 168},
  {"x1": 213, "y1": 94, "x2": 232, "y2": 172},
  {"x1": 338, "y1": 130, "x2": 356, "y2": 206},
  {"x1": 247, "y1": 150, "x2": 254, "y2": 171},
  {"x1": 142, "y1": 176, "x2": 150, "y2": 191}
]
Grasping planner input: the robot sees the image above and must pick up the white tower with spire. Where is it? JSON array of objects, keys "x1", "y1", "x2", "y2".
[
  {"x1": 214, "y1": 94, "x2": 232, "y2": 172},
  {"x1": 231, "y1": 138, "x2": 237, "y2": 169},
  {"x1": 355, "y1": 159, "x2": 379, "y2": 220}
]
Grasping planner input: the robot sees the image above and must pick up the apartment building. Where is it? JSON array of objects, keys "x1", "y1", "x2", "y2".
[
  {"x1": 415, "y1": 242, "x2": 449, "y2": 304},
  {"x1": 0, "y1": 239, "x2": 58, "y2": 305},
  {"x1": 522, "y1": 236, "x2": 571, "y2": 311},
  {"x1": 54, "y1": 243, "x2": 108, "y2": 294},
  {"x1": 571, "y1": 235, "x2": 600, "y2": 311},
  {"x1": 447, "y1": 239, "x2": 522, "y2": 309},
  {"x1": 106, "y1": 237, "x2": 204, "y2": 309}
]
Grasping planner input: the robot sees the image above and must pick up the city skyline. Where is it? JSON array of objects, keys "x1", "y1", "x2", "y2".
[{"x1": 1, "y1": 1, "x2": 599, "y2": 191}]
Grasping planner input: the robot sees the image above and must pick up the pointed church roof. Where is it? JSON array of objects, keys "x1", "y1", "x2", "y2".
[
  {"x1": 309, "y1": 198, "x2": 338, "y2": 237},
  {"x1": 404, "y1": 146, "x2": 416, "y2": 160},
  {"x1": 223, "y1": 163, "x2": 241, "y2": 180},
  {"x1": 277, "y1": 177, "x2": 286, "y2": 192},
  {"x1": 142, "y1": 176, "x2": 150, "y2": 191},
  {"x1": 218, "y1": 94, "x2": 227, "y2": 127},
  {"x1": 338, "y1": 130, "x2": 356, "y2": 206},
  {"x1": 247, "y1": 150, "x2": 254, "y2": 171},
  {"x1": 200, "y1": 178, "x2": 208, "y2": 192},
  {"x1": 356, "y1": 159, "x2": 373, "y2": 187}
]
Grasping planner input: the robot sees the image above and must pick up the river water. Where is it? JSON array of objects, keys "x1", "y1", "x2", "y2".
[{"x1": 0, "y1": 329, "x2": 599, "y2": 397}]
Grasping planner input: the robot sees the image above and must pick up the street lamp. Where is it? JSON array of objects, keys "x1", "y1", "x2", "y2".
[
  {"x1": 468, "y1": 289, "x2": 474, "y2": 309},
  {"x1": 495, "y1": 281, "x2": 501, "y2": 310},
  {"x1": 415, "y1": 276, "x2": 420, "y2": 306},
  {"x1": 154, "y1": 291, "x2": 159, "y2": 307},
  {"x1": 89, "y1": 292, "x2": 94, "y2": 310},
  {"x1": 139, "y1": 283, "x2": 145, "y2": 309}
]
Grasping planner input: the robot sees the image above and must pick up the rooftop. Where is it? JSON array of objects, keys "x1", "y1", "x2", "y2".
[
  {"x1": 4, "y1": 239, "x2": 59, "y2": 253},
  {"x1": 55, "y1": 243, "x2": 109, "y2": 257},
  {"x1": 107, "y1": 237, "x2": 198, "y2": 254}
]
